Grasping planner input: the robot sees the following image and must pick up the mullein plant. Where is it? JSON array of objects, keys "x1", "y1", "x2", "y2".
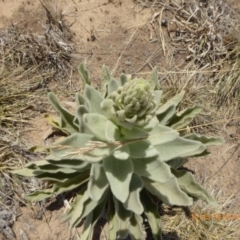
[{"x1": 13, "y1": 64, "x2": 224, "y2": 240}]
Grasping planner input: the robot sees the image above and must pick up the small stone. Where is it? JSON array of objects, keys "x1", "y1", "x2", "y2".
[
  {"x1": 125, "y1": 60, "x2": 131, "y2": 66},
  {"x1": 20, "y1": 229, "x2": 29, "y2": 240}
]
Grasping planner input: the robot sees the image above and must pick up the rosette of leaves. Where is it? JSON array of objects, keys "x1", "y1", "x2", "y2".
[{"x1": 12, "y1": 64, "x2": 224, "y2": 240}]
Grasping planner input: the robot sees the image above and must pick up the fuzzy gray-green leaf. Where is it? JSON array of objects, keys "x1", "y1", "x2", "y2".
[
  {"x1": 148, "y1": 124, "x2": 179, "y2": 146},
  {"x1": 12, "y1": 160, "x2": 52, "y2": 177},
  {"x1": 48, "y1": 92, "x2": 78, "y2": 134},
  {"x1": 52, "y1": 171, "x2": 89, "y2": 195},
  {"x1": 102, "y1": 64, "x2": 111, "y2": 80},
  {"x1": 148, "y1": 67, "x2": 158, "y2": 90},
  {"x1": 105, "y1": 119, "x2": 121, "y2": 143},
  {"x1": 88, "y1": 163, "x2": 109, "y2": 201},
  {"x1": 113, "y1": 145, "x2": 130, "y2": 160},
  {"x1": 101, "y1": 64, "x2": 111, "y2": 92},
  {"x1": 47, "y1": 159, "x2": 90, "y2": 171},
  {"x1": 123, "y1": 174, "x2": 144, "y2": 214},
  {"x1": 142, "y1": 116, "x2": 159, "y2": 132},
  {"x1": 184, "y1": 134, "x2": 224, "y2": 146},
  {"x1": 168, "y1": 106, "x2": 202, "y2": 130},
  {"x1": 75, "y1": 105, "x2": 90, "y2": 133},
  {"x1": 36, "y1": 171, "x2": 80, "y2": 183},
  {"x1": 154, "y1": 137, "x2": 205, "y2": 162},
  {"x1": 71, "y1": 190, "x2": 106, "y2": 228},
  {"x1": 156, "y1": 90, "x2": 185, "y2": 119},
  {"x1": 49, "y1": 133, "x2": 109, "y2": 162},
  {"x1": 108, "y1": 78, "x2": 120, "y2": 94},
  {"x1": 81, "y1": 195, "x2": 108, "y2": 240},
  {"x1": 171, "y1": 169, "x2": 217, "y2": 206},
  {"x1": 143, "y1": 177, "x2": 193, "y2": 206},
  {"x1": 34, "y1": 166, "x2": 77, "y2": 175},
  {"x1": 107, "y1": 195, "x2": 119, "y2": 240},
  {"x1": 83, "y1": 113, "x2": 120, "y2": 143},
  {"x1": 70, "y1": 189, "x2": 89, "y2": 227},
  {"x1": 50, "y1": 133, "x2": 92, "y2": 159},
  {"x1": 84, "y1": 85, "x2": 104, "y2": 115},
  {"x1": 115, "y1": 198, "x2": 132, "y2": 238},
  {"x1": 129, "y1": 213, "x2": 145, "y2": 240},
  {"x1": 166, "y1": 158, "x2": 188, "y2": 169},
  {"x1": 11, "y1": 167, "x2": 37, "y2": 177},
  {"x1": 25, "y1": 160, "x2": 50, "y2": 168},
  {"x1": 103, "y1": 156, "x2": 133, "y2": 203},
  {"x1": 120, "y1": 73, "x2": 128, "y2": 86},
  {"x1": 75, "y1": 93, "x2": 90, "y2": 109},
  {"x1": 100, "y1": 99, "x2": 118, "y2": 123},
  {"x1": 64, "y1": 187, "x2": 86, "y2": 222},
  {"x1": 81, "y1": 212, "x2": 93, "y2": 240},
  {"x1": 128, "y1": 140, "x2": 159, "y2": 159},
  {"x1": 140, "y1": 188, "x2": 162, "y2": 240},
  {"x1": 25, "y1": 189, "x2": 53, "y2": 201},
  {"x1": 153, "y1": 90, "x2": 163, "y2": 109},
  {"x1": 78, "y1": 63, "x2": 90, "y2": 85},
  {"x1": 82, "y1": 147, "x2": 111, "y2": 162},
  {"x1": 132, "y1": 156, "x2": 173, "y2": 183},
  {"x1": 121, "y1": 126, "x2": 148, "y2": 140},
  {"x1": 156, "y1": 104, "x2": 176, "y2": 125}
]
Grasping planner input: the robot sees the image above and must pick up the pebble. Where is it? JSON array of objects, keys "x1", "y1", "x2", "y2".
[{"x1": 20, "y1": 229, "x2": 29, "y2": 240}]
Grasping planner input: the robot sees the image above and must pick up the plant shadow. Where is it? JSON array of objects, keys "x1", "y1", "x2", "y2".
[
  {"x1": 143, "y1": 214, "x2": 181, "y2": 240},
  {"x1": 46, "y1": 196, "x2": 65, "y2": 212},
  {"x1": 92, "y1": 217, "x2": 108, "y2": 239},
  {"x1": 162, "y1": 231, "x2": 181, "y2": 240},
  {"x1": 91, "y1": 214, "x2": 182, "y2": 240}
]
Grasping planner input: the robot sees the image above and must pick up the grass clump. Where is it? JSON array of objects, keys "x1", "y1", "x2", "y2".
[
  {"x1": 0, "y1": 2, "x2": 76, "y2": 226},
  {"x1": 136, "y1": 0, "x2": 240, "y2": 132}
]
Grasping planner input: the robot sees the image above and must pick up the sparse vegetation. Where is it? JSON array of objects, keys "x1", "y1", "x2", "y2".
[{"x1": 0, "y1": 0, "x2": 240, "y2": 239}]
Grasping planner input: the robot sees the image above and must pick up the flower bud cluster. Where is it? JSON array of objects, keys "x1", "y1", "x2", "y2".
[{"x1": 108, "y1": 78, "x2": 156, "y2": 128}]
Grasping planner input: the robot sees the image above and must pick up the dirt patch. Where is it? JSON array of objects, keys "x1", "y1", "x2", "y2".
[
  {"x1": 0, "y1": 0, "x2": 40, "y2": 30},
  {"x1": 13, "y1": 204, "x2": 74, "y2": 240},
  {"x1": 187, "y1": 131, "x2": 240, "y2": 213},
  {"x1": 0, "y1": 0, "x2": 240, "y2": 239}
]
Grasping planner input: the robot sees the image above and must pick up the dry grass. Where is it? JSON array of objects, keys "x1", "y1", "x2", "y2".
[
  {"x1": 0, "y1": 2, "x2": 74, "y2": 76},
  {"x1": 159, "y1": 177, "x2": 240, "y2": 239},
  {"x1": 0, "y1": 1, "x2": 74, "y2": 160},
  {"x1": 136, "y1": 0, "x2": 240, "y2": 133},
  {"x1": 0, "y1": 3, "x2": 76, "y2": 230},
  {"x1": 0, "y1": 4, "x2": 76, "y2": 240},
  {"x1": 0, "y1": 66, "x2": 46, "y2": 214},
  {"x1": 170, "y1": 0, "x2": 240, "y2": 110},
  {"x1": 0, "y1": 0, "x2": 240, "y2": 239},
  {"x1": 133, "y1": 2, "x2": 240, "y2": 237}
]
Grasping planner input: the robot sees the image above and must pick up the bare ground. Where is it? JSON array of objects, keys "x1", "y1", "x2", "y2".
[{"x1": 1, "y1": 0, "x2": 240, "y2": 239}]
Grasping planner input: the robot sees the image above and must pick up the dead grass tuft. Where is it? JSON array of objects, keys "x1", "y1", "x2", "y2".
[
  {"x1": 156, "y1": 0, "x2": 238, "y2": 66},
  {"x1": 0, "y1": 5, "x2": 74, "y2": 78},
  {"x1": 137, "y1": 0, "x2": 240, "y2": 132},
  {"x1": 0, "y1": 1, "x2": 76, "y2": 220}
]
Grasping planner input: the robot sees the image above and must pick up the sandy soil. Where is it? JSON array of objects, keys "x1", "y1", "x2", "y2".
[{"x1": 0, "y1": 0, "x2": 240, "y2": 239}]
